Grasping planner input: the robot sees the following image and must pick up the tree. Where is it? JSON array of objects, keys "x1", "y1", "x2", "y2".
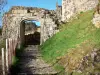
[
  {"x1": 0, "y1": 0, "x2": 7, "y2": 11},
  {"x1": 0, "y1": 0, "x2": 7, "y2": 24},
  {"x1": 0, "y1": 26, "x2": 2, "y2": 35}
]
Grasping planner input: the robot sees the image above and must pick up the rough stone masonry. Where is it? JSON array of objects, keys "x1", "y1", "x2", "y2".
[
  {"x1": 2, "y1": 0, "x2": 99, "y2": 45},
  {"x1": 2, "y1": 6, "x2": 61, "y2": 44},
  {"x1": 62, "y1": 0, "x2": 99, "y2": 21}
]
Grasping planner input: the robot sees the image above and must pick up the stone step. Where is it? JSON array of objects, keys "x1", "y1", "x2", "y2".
[
  {"x1": 23, "y1": 50, "x2": 40, "y2": 53},
  {"x1": 24, "y1": 49, "x2": 39, "y2": 51},
  {"x1": 18, "y1": 49, "x2": 41, "y2": 57},
  {"x1": 18, "y1": 67, "x2": 57, "y2": 75},
  {"x1": 18, "y1": 53, "x2": 41, "y2": 57},
  {"x1": 24, "y1": 47, "x2": 39, "y2": 50},
  {"x1": 19, "y1": 51, "x2": 40, "y2": 55},
  {"x1": 17, "y1": 45, "x2": 57, "y2": 75},
  {"x1": 25, "y1": 45, "x2": 39, "y2": 49},
  {"x1": 19, "y1": 62, "x2": 51, "y2": 69},
  {"x1": 18, "y1": 72, "x2": 57, "y2": 75}
]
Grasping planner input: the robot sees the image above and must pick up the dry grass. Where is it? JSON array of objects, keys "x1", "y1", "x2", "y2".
[
  {"x1": 41, "y1": 10, "x2": 100, "y2": 73},
  {"x1": 59, "y1": 40, "x2": 95, "y2": 72}
]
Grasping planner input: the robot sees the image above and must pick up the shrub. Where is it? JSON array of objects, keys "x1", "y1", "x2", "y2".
[
  {"x1": 80, "y1": 11, "x2": 83, "y2": 14},
  {"x1": 0, "y1": 27, "x2": 2, "y2": 35}
]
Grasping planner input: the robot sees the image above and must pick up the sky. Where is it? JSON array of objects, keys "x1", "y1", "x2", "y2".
[
  {"x1": 4, "y1": 0, "x2": 62, "y2": 12},
  {"x1": 0, "y1": 0, "x2": 62, "y2": 26}
]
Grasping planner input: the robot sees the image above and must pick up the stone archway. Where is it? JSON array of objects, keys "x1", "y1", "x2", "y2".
[
  {"x1": 18, "y1": 16, "x2": 42, "y2": 45},
  {"x1": 2, "y1": 6, "x2": 59, "y2": 45},
  {"x1": 20, "y1": 20, "x2": 25, "y2": 45},
  {"x1": 20, "y1": 20, "x2": 40, "y2": 45}
]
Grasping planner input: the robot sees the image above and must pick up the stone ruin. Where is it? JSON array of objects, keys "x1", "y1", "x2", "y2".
[
  {"x1": 2, "y1": 6, "x2": 61, "y2": 45},
  {"x1": 24, "y1": 21, "x2": 39, "y2": 35},
  {"x1": 62, "y1": 0, "x2": 99, "y2": 21},
  {"x1": 2, "y1": 0, "x2": 100, "y2": 45}
]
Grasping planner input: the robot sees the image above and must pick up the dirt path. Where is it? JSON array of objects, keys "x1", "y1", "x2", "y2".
[{"x1": 17, "y1": 45, "x2": 57, "y2": 75}]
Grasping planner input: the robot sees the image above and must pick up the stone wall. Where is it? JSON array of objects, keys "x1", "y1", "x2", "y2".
[
  {"x1": 56, "y1": 2, "x2": 62, "y2": 22},
  {"x1": 25, "y1": 22, "x2": 37, "y2": 35},
  {"x1": 3, "y1": 0, "x2": 99, "y2": 44},
  {"x1": 62, "y1": 0, "x2": 99, "y2": 21},
  {"x1": 2, "y1": 6, "x2": 59, "y2": 44}
]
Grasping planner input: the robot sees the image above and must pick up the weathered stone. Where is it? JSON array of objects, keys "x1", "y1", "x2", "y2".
[
  {"x1": 77, "y1": 49, "x2": 100, "y2": 74},
  {"x1": 56, "y1": 2, "x2": 62, "y2": 23},
  {"x1": 92, "y1": 14, "x2": 100, "y2": 28},
  {"x1": 25, "y1": 22, "x2": 37, "y2": 35},
  {"x1": 12, "y1": 45, "x2": 57, "y2": 74},
  {"x1": 2, "y1": 6, "x2": 60, "y2": 44},
  {"x1": 62, "y1": 0, "x2": 99, "y2": 21}
]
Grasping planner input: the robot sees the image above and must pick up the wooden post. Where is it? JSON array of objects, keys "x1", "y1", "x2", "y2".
[
  {"x1": 9, "y1": 38, "x2": 11, "y2": 65},
  {"x1": 10, "y1": 39, "x2": 12, "y2": 64},
  {"x1": 6, "y1": 39, "x2": 9, "y2": 73},
  {"x1": 1, "y1": 48, "x2": 5, "y2": 75}
]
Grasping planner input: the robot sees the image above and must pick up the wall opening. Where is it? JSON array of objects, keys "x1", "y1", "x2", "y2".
[{"x1": 20, "y1": 20, "x2": 40, "y2": 46}]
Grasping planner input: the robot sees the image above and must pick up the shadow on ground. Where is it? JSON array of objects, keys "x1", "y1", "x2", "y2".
[{"x1": 25, "y1": 32, "x2": 40, "y2": 45}]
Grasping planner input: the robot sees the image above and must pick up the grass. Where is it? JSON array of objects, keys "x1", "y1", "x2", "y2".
[
  {"x1": 12, "y1": 45, "x2": 24, "y2": 66},
  {"x1": 0, "y1": 40, "x2": 6, "y2": 54},
  {"x1": 40, "y1": 10, "x2": 100, "y2": 72},
  {"x1": 0, "y1": 27, "x2": 5, "y2": 54},
  {"x1": 0, "y1": 27, "x2": 5, "y2": 50},
  {"x1": 10, "y1": 45, "x2": 24, "y2": 75}
]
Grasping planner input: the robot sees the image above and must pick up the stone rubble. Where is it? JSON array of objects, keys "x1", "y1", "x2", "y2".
[{"x1": 77, "y1": 49, "x2": 100, "y2": 75}]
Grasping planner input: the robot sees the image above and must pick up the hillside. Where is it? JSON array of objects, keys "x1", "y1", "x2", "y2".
[{"x1": 40, "y1": 10, "x2": 100, "y2": 74}]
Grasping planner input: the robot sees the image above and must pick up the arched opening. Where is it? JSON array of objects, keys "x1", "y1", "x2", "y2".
[{"x1": 20, "y1": 20, "x2": 40, "y2": 46}]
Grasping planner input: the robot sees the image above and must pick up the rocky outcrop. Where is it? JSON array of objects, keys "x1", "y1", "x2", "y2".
[
  {"x1": 56, "y1": 2, "x2": 62, "y2": 23},
  {"x1": 62, "y1": 0, "x2": 99, "y2": 21},
  {"x1": 92, "y1": 14, "x2": 100, "y2": 28},
  {"x1": 77, "y1": 49, "x2": 100, "y2": 75},
  {"x1": 59, "y1": 49, "x2": 100, "y2": 75}
]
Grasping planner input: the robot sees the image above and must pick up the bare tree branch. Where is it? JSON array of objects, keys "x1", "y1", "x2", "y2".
[
  {"x1": 0, "y1": 0, "x2": 7, "y2": 26},
  {"x1": 0, "y1": 0, "x2": 7, "y2": 11}
]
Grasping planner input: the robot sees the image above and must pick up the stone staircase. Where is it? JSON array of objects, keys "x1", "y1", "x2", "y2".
[{"x1": 17, "y1": 45, "x2": 57, "y2": 75}]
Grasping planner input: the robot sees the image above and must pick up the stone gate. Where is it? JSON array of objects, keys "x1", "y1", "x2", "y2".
[{"x1": 2, "y1": 6, "x2": 60, "y2": 44}]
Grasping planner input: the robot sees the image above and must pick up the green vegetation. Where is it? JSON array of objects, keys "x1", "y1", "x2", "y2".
[
  {"x1": 0, "y1": 27, "x2": 4, "y2": 52},
  {"x1": 0, "y1": 27, "x2": 2, "y2": 35},
  {"x1": 80, "y1": 11, "x2": 83, "y2": 14},
  {"x1": 0, "y1": 40, "x2": 6, "y2": 53},
  {"x1": 11, "y1": 46, "x2": 24, "y2": 74},
  {"x1": 12, "y1": 45, "x2": 24, "y2": 66},
  {"x1": 40, "y1": 10, "x2": 100, "y2": 73}
]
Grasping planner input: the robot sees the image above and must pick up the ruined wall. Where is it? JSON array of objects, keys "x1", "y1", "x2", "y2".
[
  {"x1": 56, "y1": 2, "x2": 62, "y2": 22},
  {"x1": 25, "y1": 22, "x2": 37, "y2": 35},
  {"x1": 2, "y1": 6, "x2": 59, "y2": 44},
  {"x1": 62, "y1": 0, "x2": 99, "y2": 21}
]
